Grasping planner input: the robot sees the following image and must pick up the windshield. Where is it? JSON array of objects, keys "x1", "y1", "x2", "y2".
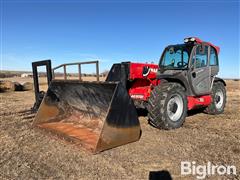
[{"x1": 160, "y1": 44, "x2": 192, "y2": 69}]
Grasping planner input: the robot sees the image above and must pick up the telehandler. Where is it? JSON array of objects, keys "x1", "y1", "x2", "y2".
[{"x1": 32, "y1": 37, "x2": 226, "y2": 153}]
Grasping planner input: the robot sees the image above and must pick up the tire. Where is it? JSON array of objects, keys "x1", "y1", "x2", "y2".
[
  {"x1": 147, "y1": 82, "x2": 188, "y2": 130},
  {"x1": 204, "y1": 81, "x2": 226, "y2": 114}
]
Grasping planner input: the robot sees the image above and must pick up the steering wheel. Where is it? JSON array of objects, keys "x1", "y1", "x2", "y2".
[{"x1": 177, "y1": 61, "x2": 188, "y2": 67}]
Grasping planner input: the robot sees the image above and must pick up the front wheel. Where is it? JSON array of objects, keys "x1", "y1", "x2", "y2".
[
  {"x1": 147, "y1": 83, "x2": 188, "y2": 130},
  {"x1": 204, "y1": 81, "x2": 226, "y2": 114}
]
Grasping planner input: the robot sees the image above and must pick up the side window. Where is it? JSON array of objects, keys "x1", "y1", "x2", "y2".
[
  {"x1": 209, "y1": 47, "x2": 218, "y2": 66},
  {"x1": 193, "y1": 45, "x2": 208, "y2": 68}
]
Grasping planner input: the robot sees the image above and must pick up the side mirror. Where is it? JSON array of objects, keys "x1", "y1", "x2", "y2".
[{"x1": 142, "y1": 66, "x2": 150, "y2": 77}]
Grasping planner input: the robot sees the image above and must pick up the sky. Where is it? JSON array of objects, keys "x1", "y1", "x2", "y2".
[{"x1": 1, "y1": 0, "x2": 239, "y2": 78}]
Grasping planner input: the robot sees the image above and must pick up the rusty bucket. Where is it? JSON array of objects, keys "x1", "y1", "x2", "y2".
[{"x1": 33, "y1": 80, "x2": 141, "y2": 153}]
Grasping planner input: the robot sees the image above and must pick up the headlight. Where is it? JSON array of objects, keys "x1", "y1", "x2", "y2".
[
  {"x1": 184, "y1": 38, "x2": 189, "y2": 43},
  {"x1": 184, "y1": 37, "x2": 196, "y2": 43},
  {"x1": 190, "y1": 37, "x2": 196, "y2": 41}
]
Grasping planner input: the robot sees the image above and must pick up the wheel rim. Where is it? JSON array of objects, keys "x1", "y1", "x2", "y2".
[
  {"x1": 215, "y1": 89, "x2": 224, "y2": 110},
  {"x1": 167, "y1": 94, "x2": 184, "y2": 122}
]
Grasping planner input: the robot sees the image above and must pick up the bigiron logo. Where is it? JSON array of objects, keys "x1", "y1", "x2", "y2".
[{"x1": 181, "y1": 161, "x2": 237, "y2": 179}]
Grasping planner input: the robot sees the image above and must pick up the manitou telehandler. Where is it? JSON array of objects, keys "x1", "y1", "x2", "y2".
[{"x1": 32, "y1": 37, "x2": 226, "y2": 153}]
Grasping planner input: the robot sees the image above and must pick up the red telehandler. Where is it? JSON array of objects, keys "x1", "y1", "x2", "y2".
[{"x1": 32, "y1": 37, "x2": 226, "y2": 153}]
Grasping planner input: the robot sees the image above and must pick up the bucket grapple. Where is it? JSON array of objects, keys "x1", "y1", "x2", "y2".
[{"x1": 33, "y1": 80, "x2": 141, "y2": 153}]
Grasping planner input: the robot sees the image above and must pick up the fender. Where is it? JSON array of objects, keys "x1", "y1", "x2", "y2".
[
  {"x1": 214, "y1": 77, "x2": 226, "y2": 86},
  {"x1": 157, "y1": 72, "x2": 193, "y2": 96}
]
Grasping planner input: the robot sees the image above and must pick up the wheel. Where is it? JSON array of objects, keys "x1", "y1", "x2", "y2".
[
  {"x1": 204, "y1": 81, "x2": 226, "y2": 114},
  {"x1": 147, "y1": 82, "x2": 188, "y2": 130}
]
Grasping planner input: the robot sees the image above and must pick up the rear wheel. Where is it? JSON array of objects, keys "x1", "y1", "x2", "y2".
[
  {"x1": 147, "y1": 82, "x2": 187, "y2": 130},
  {"x1": 205, "y1": 81, "x2": 226, "y2": 114}
]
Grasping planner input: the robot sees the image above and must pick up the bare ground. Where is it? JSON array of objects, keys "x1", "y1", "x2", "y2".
[{"x1": 0, "y1": 79, "x2": 239, "y2": 179}]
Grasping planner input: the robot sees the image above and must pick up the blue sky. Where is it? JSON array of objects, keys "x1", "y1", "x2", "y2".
[{"x1": 1, "y1": 0, "x2": 239, "y2": 78}]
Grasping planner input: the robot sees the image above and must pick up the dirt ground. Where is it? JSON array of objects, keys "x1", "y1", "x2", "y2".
[{"x1": 0, "y1": 78, "x2": 239, "y2": 179}]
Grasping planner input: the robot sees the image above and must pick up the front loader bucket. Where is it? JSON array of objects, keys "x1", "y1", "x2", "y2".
[{"x1": 33, "y1": 80, "x2": 141, "y2": 153}]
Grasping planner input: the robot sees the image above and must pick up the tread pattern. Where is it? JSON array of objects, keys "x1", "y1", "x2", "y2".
[
  {"x1": 147, "y1": 82, "x2": 187, "y2": 130},
  {"x1": 204, "y1": 81, "x2": 226, "y2": 114}
]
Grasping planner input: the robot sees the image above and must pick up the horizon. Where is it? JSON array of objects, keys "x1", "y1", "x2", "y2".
[
  {"x1": 1, "y1": 0, "x2": 239, "y2": 78},
  {"x1": 1, "y1": 69, "x2": 240, "y2": 80}
]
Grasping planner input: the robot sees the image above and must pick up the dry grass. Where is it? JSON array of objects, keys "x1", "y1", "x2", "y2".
[{"x1": 0, "y1": 78, "x2": 239, "y2": 179}]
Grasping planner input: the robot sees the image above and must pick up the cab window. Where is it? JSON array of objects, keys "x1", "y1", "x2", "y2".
[
  {"x1": 192, "y1": 45, "x2": 208, "y2": 68},
  {"x1": 209, "y1": 47, "x2": 218, "y2": 66},
  {"x1": 161, "y1": 45, "x2": 189, "y2": 69}
]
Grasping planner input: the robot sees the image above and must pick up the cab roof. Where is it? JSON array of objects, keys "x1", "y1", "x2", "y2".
[{"x1": 184, "y1": 37, "x2": 220, "y2": 54}]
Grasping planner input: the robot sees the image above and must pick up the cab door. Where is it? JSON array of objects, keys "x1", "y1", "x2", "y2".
[{"x1": 189, "y1": 45, "x2": 211, "y2": 95}]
